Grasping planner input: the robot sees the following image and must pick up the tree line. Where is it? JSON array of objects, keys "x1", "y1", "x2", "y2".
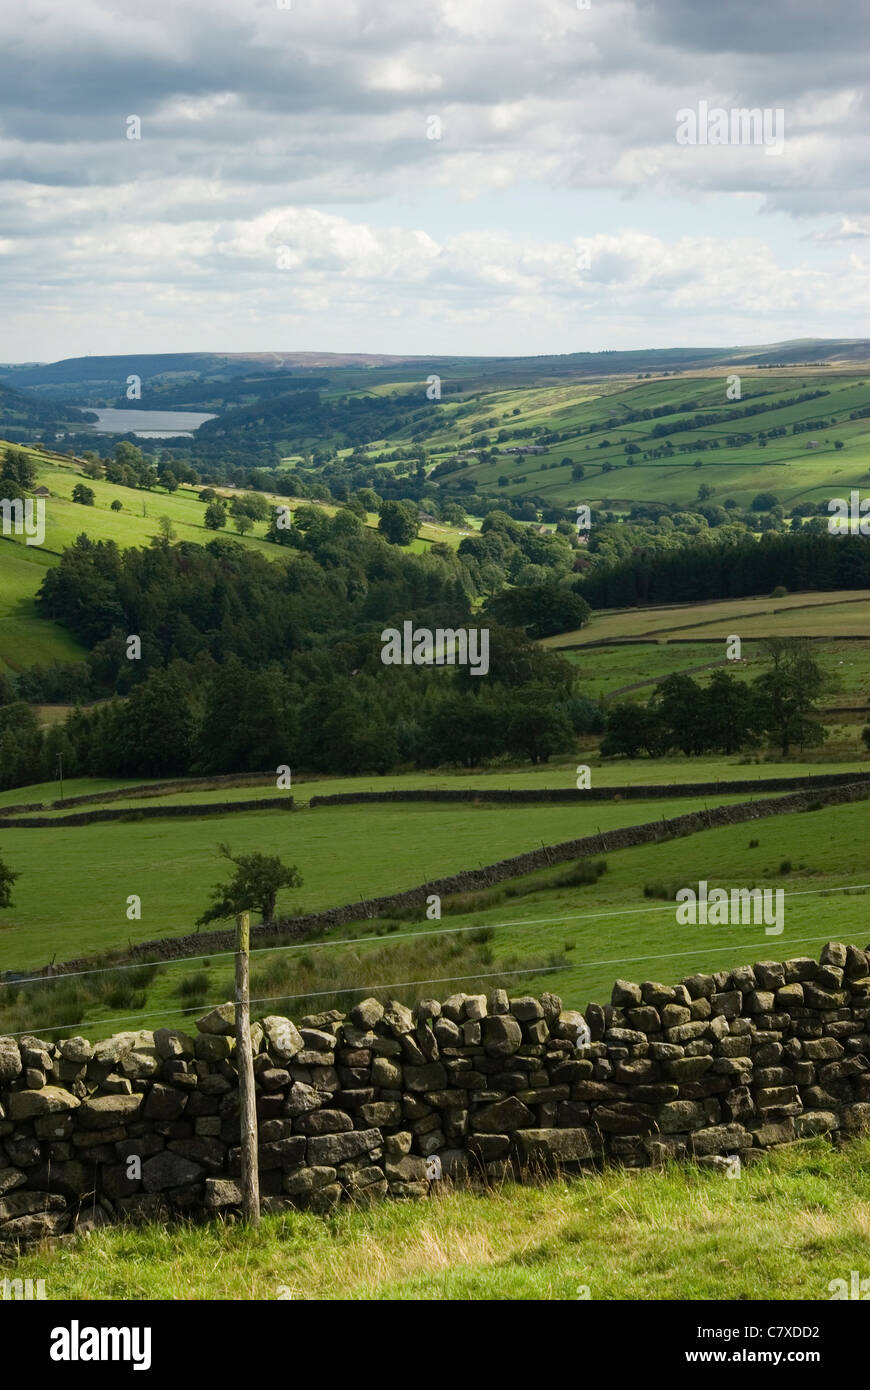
[
  {"x1": 575, "y1": 531, "x2": 870, "y2": 609},
  {"x1": 603, "y1": 642, "x2": 828, "y2": 758}
]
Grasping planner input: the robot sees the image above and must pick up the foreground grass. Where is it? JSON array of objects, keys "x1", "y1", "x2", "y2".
[{"x1": 5, "y1": 1138, "x2": 869, "y2": 1300}]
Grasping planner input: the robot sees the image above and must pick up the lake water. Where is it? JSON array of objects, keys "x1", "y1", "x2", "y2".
[{"x1": 84, "y1": 408, "x2": 217, "y2": 438}]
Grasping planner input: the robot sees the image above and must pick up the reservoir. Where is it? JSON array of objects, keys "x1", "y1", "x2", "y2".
[{"x1": 84, "y1": 408, "x2": 217, "y2": 438}]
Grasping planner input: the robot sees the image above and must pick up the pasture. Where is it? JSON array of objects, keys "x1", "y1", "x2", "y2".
[
  {"x1": 544, "y1": 590, "x2": 870, "y2": 648},
  {"x1": 409, "y1": 370, "x2": 870, "y2": 511},
  {"x1": 2, "y1": 777, "x2": 868, "y2": 1039},
  {"x1": 0, "y1": 788, "x2": 766, "y2": 974}
]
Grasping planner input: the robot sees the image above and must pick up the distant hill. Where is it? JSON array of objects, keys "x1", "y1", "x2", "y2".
[
  {"x1": 0, "y1": 380, "x2": 91, "y2": 441},
  {"x1": 4, "y1": 339, "x2": 870, "y2": 398}
]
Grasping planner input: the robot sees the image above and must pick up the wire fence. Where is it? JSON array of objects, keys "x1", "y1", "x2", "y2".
[{"x1": 2, "y1": 878, "x2": 867, "y2": 1038}]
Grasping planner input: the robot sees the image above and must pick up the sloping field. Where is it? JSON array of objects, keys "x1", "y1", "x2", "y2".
[
  {"x1": 414, "y1": 370, "x2": 870, "y2": 509},
  {"x1": 545, "y1": 590, "x2": 870, "y2": 647},
  {"x1": 1, "y1": 789, "x2": 866, "y2": 1043},
  {"x1": 0, "y1": 449, "x2": 471, "y2": 670},
  {"x1": 0, "y1": 539, "x2": 85, "y2": 670}
]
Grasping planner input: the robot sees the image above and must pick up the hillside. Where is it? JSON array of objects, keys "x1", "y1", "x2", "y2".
[
  {"x1": 164, "y1": 365, "x2": 870, "y2": 513},
  {"x1": 0, "y1": 380, "x2": 91, "y2": 442},
  {"x1": 4, "y1": 337, "x2": 870, "y2": 394},
  {"x1": 0, "y1": 447, "x2": 471, "y2": 674},
  {"x1": 5, "y1": 351, "x2": 870, "y2": 516}
]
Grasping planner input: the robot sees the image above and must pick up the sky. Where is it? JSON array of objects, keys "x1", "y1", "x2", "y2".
[{"x1": 1, "y1": 0, "x2": 868, "y2": 362}]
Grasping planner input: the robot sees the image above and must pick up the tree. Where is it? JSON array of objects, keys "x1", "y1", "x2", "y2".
[
  {"x1": 571, "y1": 463, "x2": 585, "y2": 481},
  {"x1": 751, "y1": 492, "x2": 778, "y2": 512},
  {"x1": 600, "y1": 701, "x2": 666, "y2": 758},
  {"x1": 378, "y1": 500, "x2": 418, "y2": 546},
  {"x1": 110, "y1": 498, "x2": 123, "y2": 511},
  {"x1": 204, "y1": 501, "x2": 227, "y2": 530},
  {"x1": 0, "y1": 851, "x2": 18, "y2": 910},
  {"x1": 233, "y1": 511, "x2": 254, "y2": 535},
  {"x1": 504, "y1": 692, "x2": 574, "y2": 763},
  {"x1": 441, "y1": 502, "x2": 466, "y2": 526},
  {"x1": 702, "y1": 670, "x2": 757, "y2": 755},
  {"x1": 196, "y1": 844, "x2": 303, "y2": 929},
  {"x1": 162, "y1": 470, "x2": 179, "y2": 493},
  {"x1": 423, "y1": 692, "x2": 502, "y2": 768},
  {"x1": 653, "y1": 673, "x2": 706, "y2": 755},
  {"x1": 231, "y1": 492, "x2": 270, "y2": 523},
  {"x1": 72, "y1": 483, "x2": 95, "y2": 506},
  {"x1": 122, "y1": 669, "x2": 195, "y2": 775},
  {"x1": 485, "y1": 583, "x2": 591, "y2": 639},
  {"x1": 2, "y1": 446, "x2": 38, "y2": 490},
  {"x1": 157, "y1": 514, "x2": 176, "y2": 541},
  {"x1": 752, "y1": 638, "x2": 828, "y2": 756}
]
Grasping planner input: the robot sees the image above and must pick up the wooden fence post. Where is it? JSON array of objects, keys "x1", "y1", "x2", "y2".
[{"x1": 235, "y1": 910, "x2": 260, "y2": 1227}]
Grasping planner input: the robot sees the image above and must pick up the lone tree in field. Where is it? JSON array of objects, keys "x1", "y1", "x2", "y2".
[
  {"x1": 0, "y1": 852, "x2": 19, "y2": 910},
  {"x1": 196, "y1": 844, "x2": 302, "y2": 930}
]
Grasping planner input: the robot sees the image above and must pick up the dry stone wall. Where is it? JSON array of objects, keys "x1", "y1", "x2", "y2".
[
  {"x1": 0, "y1": 798, "x2": 295, "y2": 830},
  {"x1": 2, "y1": 940, "x2": 870, "y2": 1246},
  {"x1": 309, "y1": 770, "x2": 870, "y2": 806}
]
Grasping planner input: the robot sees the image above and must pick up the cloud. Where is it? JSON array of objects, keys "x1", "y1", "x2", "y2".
[{"x1": 0, "y1": 0, "x2": 866, "y2": 356}]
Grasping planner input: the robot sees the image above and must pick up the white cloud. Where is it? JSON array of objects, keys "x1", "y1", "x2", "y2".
[{"x1": 0, "y1": 0, "x2": 867, "y2": 355}]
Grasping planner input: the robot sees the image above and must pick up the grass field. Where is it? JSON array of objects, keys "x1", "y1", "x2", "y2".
[
  {"x1": 6, "y1": 1136, "x2": 869, "y2": 1300},
  {"x1": 0, "y1": 789, "x2": 766, "y2": 974},
  {"x1": 561, "y1": 636, "x2": 870, "y2": 712},
  {"x1": 402, "y1": 369, "x2": 870, "y2": 511},
  {"x1": 3, "y1": 786, "x2": 868, "y2": 1039},
  {"x1": 0, "y1": 540, "x2": 85, "y2": 672},
  {"x1": 544, "y1": 590, "x2": 870, "y2": 648},
  {"x1": 4, "y1": 754, "x2": 868, "y2": 814},
  {"x1": 3, "y1": 368, "x2": 870, "y2": 1306}
]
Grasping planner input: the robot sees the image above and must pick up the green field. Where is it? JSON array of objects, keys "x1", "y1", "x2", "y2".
[
  {"x1": 5, "y1": 756, "x2": 861, "y2": 817},
  {"x1": 5, "y1": 752, "x2": 867, "y2": 815},
  {"x1": 3, "y1": 780, "x2": 869, "y2": 1041},
  {"x1": 6, "y1": 1134, "x2": 870, "y2": 1300},
  {"x1": 562, "y1": 636, "x2": 870, "y2": 712},
  {"x1": 402, "y1": 369, "x2": 870, "y2": 511},
  {"x1": 0, "y1": 540, "x2": 85, "y2": 672},
  {"x1": 545, "y1": 590, "x2": 870, "y2": 648},
  {"x1": 0, "y1": 789, "x2": 768, "y2": 974}
]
